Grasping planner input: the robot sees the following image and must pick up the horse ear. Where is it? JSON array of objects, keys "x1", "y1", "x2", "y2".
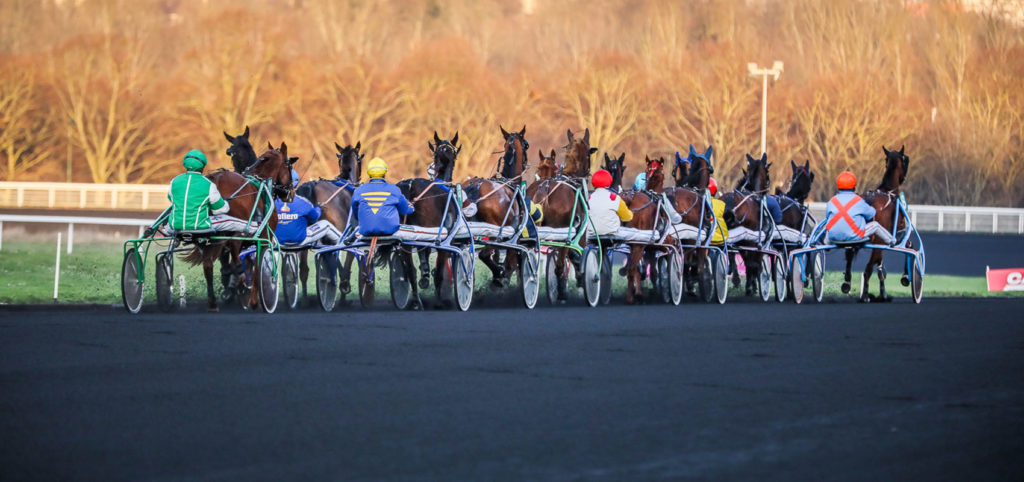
[
  {"x1": 689, "y1": 144, "x2": 697, "y2": 157},
  {"x1": 267, "y1": 141, "x2": 274, "y2": 150},
  {"x1": 704, "y1": 145, "x2": 713, "y2": 159},
  {"x1": 899, "y1": 145, "x2": 905, "y2": 155},
  {"x1": 566, "y1": 129, "x2": 574, "y2": 142},
  {"x1": 791, "y1": 160, "x2": 797, "y2": 170},
  {"x1": 500, "y1": 125, "x2": 510, "y2": 139},
  {"x1": 451, "y1": 131, "x2": 459, "y2": 146},
  {"x1": 335, "y1": 142, "x2": 343, "y2": 153},
  {"x1": 604, "y1": 152, "x2": 611, "y2": 162},
  {"x1": 434, "y1": 131, "x2": 441, "y2": 144},
  {"x1": 882, "y1": 146, "x2": 890, "y2": 156},
  {"x1": 428, "y1": 141, "x2": 435, "y2": 152},
  {"x1": 519, "y1": 125, "x2": 526, "y2": 137},
  {"x1": 645, "y1": 154, "x2": 651, "y2": 163},
  {"x1": 589, "y1": 147, "x2": 598, "y2": 155},
  {"x1": 280, "y1": 142, "x2": 288, "y2": 157},
  {"x1": 618, "y1": 152, "x2": 625, "y2": 162},
  {"x1": 746, "y1": 153, "x2": 755, "y2": 163},
  {"x1": 288, "y1": 156, "x2": 299, "y2": 165},
  {"x1": 224, "y1": 131, "x2": 234, "y2": 143},
  {"x1": 550, "y1": 149, "x2": 556, "y2": 158},
  {"x1": 583, "y1": 128, "x2": 590, "y2": 145},
  {"x1": 355, "y1": 141, "x2": 361, "y2": 151},
  {"x1": 242, "y1": 126, "x2": 249, "y2": 138},
  {"x1": 760, "y1": 152, "x2": 768, "y2": 163},
  {"x1": 804, "y1": 159, "x2": 810, "y2": 170}
]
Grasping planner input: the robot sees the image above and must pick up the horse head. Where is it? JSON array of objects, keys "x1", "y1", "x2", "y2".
[
  {"x1": 743, "y1": 152, "x2": 771, "y2": 194},
  {"x1": 334, "y1": 141, "x2": 364, "y2": 185},
  {"x1": 247, "y1": 141, "x2": 298, "y2": 201},
  {"x1": 672, "y1": 151, "x2": 690, "y2": 186},
  {"x1": 880, "y1": 145, "x2": 909, "y2": 192},
  {"x1": 602, "y1": 152, "x2": 627, "y2": 191},
  {"x1": 564, "y1": 128, "x2": 598, "y2": 178},
  {"x1": 499, "y1": 125, "x2": 529, "y2": 179},
  {"x1": 644, "y1": 155, "x2": 666, "y2": 192},
  {"x1": 224, "y1": 125, "x2": 257, "y2": 173},
  {"x1": 428, "y1": 131, "x2": 460, "y2": 182},
  {"x1": 683, "y1": 144, "x2": 714, "y2": 190},
  {"x1": 536, "y1": 149, "x2": 559, "y2": 180},
  {"x1": 784, "y1": 160, "x2": 814, "y2": 203}
]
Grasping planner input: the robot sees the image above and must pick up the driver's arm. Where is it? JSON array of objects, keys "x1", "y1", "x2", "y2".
[{"x1": 209, "y1": 183, "x2": 229, "y2": 215}]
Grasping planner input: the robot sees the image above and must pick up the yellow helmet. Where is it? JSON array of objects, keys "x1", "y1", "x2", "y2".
[{"x1": 366, "y1": 157, "x2": 388, "y2": 179}]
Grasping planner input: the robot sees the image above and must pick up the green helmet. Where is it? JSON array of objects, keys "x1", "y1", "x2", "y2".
[{"x1": 183, "y1": 149, "x2": 208, "y2": 171}]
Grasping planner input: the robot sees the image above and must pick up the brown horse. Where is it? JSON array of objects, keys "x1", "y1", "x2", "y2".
[
  {"x1": 396, "y1": 131, "x2": 462, "y2": 307},
  {"x1": 187, "y1": 141, "x2": 296, "y2": 311},
  {"x1": 294, "y1": 141, "x2": 364, "y2": 300},
  {"x1": 843, "y1": 146, "x2": 910, "y2": 302},
  {"x1": 620, "y1": 155, "x2": 667, "y2": 304},
  {"x1": 663, "y1": 145, "x2": 715, "y2": 296},
  {"x1": 721, "y1": 153, "x2": 772, "y2": 296},
  {"x1": 526, "y1": 128, "x2": 598, "y2": 302},
  {"x1": 462, "y1": 125, "x2": 529, "y2": 288},
  {"x1": 536, "y1": 149, "x2": 559, "y2": 180}
]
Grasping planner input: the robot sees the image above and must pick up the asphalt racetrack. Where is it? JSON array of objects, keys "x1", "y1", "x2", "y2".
[{"x1": 2, "y1": 297, "x2": 1023, "y2": 481}]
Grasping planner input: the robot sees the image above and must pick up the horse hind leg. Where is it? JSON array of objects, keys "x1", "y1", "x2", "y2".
[
  {"x1": 730, "y1": 252, "x2": 742, "y2": 289},
  {"x1": 859, "y1": 250, "x2": 882, "y2": 303},
  {"x1": 203, "y1": 260, "x2": 219, "y2": 312},
  {"x1": 555, "y1": 249, "x2": 569, "y2": 303},
  {"x1": 417, "y1": 248, "x2": 432, "y2": 290},
  {"x1": 742, "y1": 252, "x2": 757, "y2": 296},
  {"x1": 876, "y1": 263, "x2": 892, "y2": 302},
  {"x1": 625, "y1": 246, "x2": 644, "y2": 304},
  {"x1": 842, "y1": 249, "x2": 855, "y2": 294},
  {"x1": 299, "y1": 250, "x2": 309, "y2": 302},
  {"x1": 433, "y1": 251, "x2": 453, "y2": 309},
  {"x1": 478, "y1": 247, "x2": 505, "y2": 288}
]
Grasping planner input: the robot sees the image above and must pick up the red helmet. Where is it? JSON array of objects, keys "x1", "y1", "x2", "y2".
[
  {"x1": 708, "y1": 177, "x2": 718, "y2": 196},
  {"x1": 592, "y1": 169, "x2": 612, "y2": 188},
  {"x1": 836, "y1": 171, "x2": 857, "y2": 190}
]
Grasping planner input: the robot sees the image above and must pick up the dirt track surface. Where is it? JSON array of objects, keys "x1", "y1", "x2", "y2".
[{"x1": 2, "y1": 298, "x2": 1023, "y2": 481}]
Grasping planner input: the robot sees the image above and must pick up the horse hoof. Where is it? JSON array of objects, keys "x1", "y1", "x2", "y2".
[
  {"x1": 618, "y1": 267, "x2": 627, "y2": 276},
  {"x1": 340, "y1": 282, "x2": 351, "y2": 294},
  {"x1": 900, "y1": 275, "x2": 910, "y2": 287},
  {"x1": 418, "y1": 278, "x2": 430, "y2": 290},
  {"x1": 207, "y1": 305, "x2": 219, "y2": 313},
  {"x1": 840, "y1": 282, "x2": 851, "y2": 294},
  {"x1": 490, "y1": 279, "x2": 505, "y2": 289}
]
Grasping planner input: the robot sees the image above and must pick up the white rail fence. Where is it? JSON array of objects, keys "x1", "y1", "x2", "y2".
[
  {"x1": 806, "y1": 202, "x2": 1024, "y2": 235},
  {"x1": 0, "y1": 214, "x2": 152, "y2": 254},
  {"x1": 0, "y1": 181, "x2": 168, "y2": 211}
]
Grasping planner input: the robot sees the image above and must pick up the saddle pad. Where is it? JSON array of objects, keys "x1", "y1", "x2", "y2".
[
  {"x1": 364, "y1": 225, "x2": 448, "y2": 242},
  {"x1": 773, "y1": 225, "x2": 806, "y2": 244},
  {"x1": 667, "y1": 223, "x2": 701, "y2": 241},
  {"x1": 604, "y1": 227, "x2": 659, "y2": 243},
  {"x1": 536, "y1": 226, "x2": 578, "y2": 242},
  {"x1": 454, "y1": 222, "x2": 516, "y2": 239},
  {"x1": 727, "y1": 227, "x2": 766, "y2": 244}
]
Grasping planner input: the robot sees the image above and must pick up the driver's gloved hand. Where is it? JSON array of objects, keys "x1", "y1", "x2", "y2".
[{"x1": 143, "y1": 227, "x2": 155, "y2": 238}]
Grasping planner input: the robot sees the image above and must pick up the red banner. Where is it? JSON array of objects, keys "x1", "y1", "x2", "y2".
[{"x1": 986, "y1": 267, "x2": 1024, "y2": 292}]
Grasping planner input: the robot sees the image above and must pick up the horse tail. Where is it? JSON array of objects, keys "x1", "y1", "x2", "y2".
[{"x1": 181, "y1": 245, "x2": 206, "y2": 266}]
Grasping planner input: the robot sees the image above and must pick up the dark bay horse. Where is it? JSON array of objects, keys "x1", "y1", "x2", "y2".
[
  {"x1": 664, "y1": 145, "x2": 715, "y2": 295},
  {"x1": 462, "y1": 125, "x2": 529, "y2": 288},
  {"x1": 187, "y1": 142, "x2": 296, "y2": 311},
  {"x1": 842, "y1": 146, "x2": 910, "y2": 302},
  {"x1": 620, "y1": 156, "x2": 667, "y2": 304},
  {"x1": 773, "y1": 160, "x2": 815, "y2": 238},
  {"x1": 526, "y1": 128, "x2": 598, "y2": 302},
  {"x1": 602, "y1": 152, "x2": 627, "y2": 192},
  {"x1": 535, "y1": 149, "x2": 559, "y2": 180},
  {"x1": 294, "y1": 142, "x2": 364, "y2": 299},
  {"x1": 224, "y1": 126, "x2": 257, "y2": 173},
  {"x1": 396, "y1": 131, "x2": 462, "y2": 306},
  {"x1": 721, "y1": 153, "x2": 772, "y2": 296}
]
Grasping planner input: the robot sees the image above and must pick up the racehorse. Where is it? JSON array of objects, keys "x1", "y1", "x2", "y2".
[
  {"x1": 773, "y1": 160, "x2": 815, "y2": 240},
  {"x1": 526, "y1": 128, "x2": 598, "y2": 302},
  {"x1": 294, "y1": 141, "x2": 364, "y2": 301},
  {"x1": 462, "y1": 125, "x2": 529, "y2": 288},
  {"x1": 396, "y1": 131, "x2": 462, "y2": 306},
  {"x1": 186, "y1": 142, "x2": 296, "y2": 311},
  {"x1": 536, "y1": 149, "x2": 559, "y2": 180},
  {"x1": 621, "y1": 155, "x2": 667, "y2": 304},
  {"x1": 224, "y1": 126, "x2": 257, "y2": 173},
  {"x1": 664, "y1": 145, "x2": 716, "y2": 295},
  {"x1": 602, "y1": 152, "x2": 627, "y2": 191},
  {"x1": 721, "y1": 153, "x2": 772, "y2": 296},
  {"x1": 842, "y1": 146, "x2": 910, "y2": 302}
]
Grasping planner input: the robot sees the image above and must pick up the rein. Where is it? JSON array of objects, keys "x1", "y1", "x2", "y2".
[{"x1": 475, "y1": 174, "x2": 523, "y2": 203}]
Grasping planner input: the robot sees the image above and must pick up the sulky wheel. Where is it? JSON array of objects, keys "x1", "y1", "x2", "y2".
[
  {"x1": 155, "y1": 253, "x2": 174, "y2": 312},
  {"x1": 790, "y1": 255, "x2": 804, "y2": 304},
  {"x1": 453, "y1": 247, "x2": 474, "y2": 311},
  {"x1": 599, "y1": 251, "x2": 613, "y2": 305},
  {"x1": 758, "y1": 253, "x2": 772, "y2": 302},
  {"x1": 811, "y1": 251, "x2": 824, "y2": 303},
  {"x1": 910, "y1": 256, "x2": 924, "y2": 304},
  {"x1": 282, "y1": 252, "x2": 300, "y2": 309},
  {"x1": 315, "y1": 252, "x2": 338, "y2": 312},
  {"x1": 668, "y1": 251, "x2": 683, "y2": 306},
  {"x1": 699, "y1": 253, "x2": 714, "y2": 303},
  {"x1": 121, "y1": 248, "x2": 145, "y2": 314},
  {"x1": 713, "y1": 250, "x2": 728, "y2": 304},
  {"x1": 545, "y1": 252, "x2": 559, "y2": 305},
  {"x1": 258, "y1": 248, "x2": 279, "y2": 314},
  {"x1": 582, "y1": 248, "x2": 601, "y2": 308},
  {"x1": 519, "y1": 249, "x2": 540, "y2": 309},
  {"x1": 773, "y1": 255, "x2": 787, "y2": 302},
  {"x1": 390, "y1": 249, "x2": 412, "y2": 310},
  {"x1": 359, "y1": 255, "x2": 375, "y2": 308},
  {"x1": 657, "y1": 256, "x2": 671, "y2": 304}
]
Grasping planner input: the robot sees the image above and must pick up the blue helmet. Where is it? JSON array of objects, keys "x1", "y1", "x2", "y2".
[{"x1": 290, "y1": 169, "x2": 300, "y2": 188}]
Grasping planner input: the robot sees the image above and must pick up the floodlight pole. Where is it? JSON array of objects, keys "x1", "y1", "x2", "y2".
[{"x1": 747, "y1": 61, "x2": 784, "y2": 155}]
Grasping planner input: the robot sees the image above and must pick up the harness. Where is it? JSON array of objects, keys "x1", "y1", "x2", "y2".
[{"x1": 825, "y1": 195, "x2": 867, "y2": 238}]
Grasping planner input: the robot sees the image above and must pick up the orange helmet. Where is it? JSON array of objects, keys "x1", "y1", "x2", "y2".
[
  {"x1": 836, "y1": 171, "x2": 857, "y2": 190},
  {"x1": 708, "y1": 177, "x2": 718, "y2": 196},
  {"x1": 592, "y1": 169, "x2": 612, "y2": 188}
]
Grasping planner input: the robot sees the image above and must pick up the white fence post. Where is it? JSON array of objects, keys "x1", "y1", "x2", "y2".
[
  {"x1": 993, "y1": 213, "x2": 998, "y2": 234},
  {"x1": 67, "y1": 223, "x2": 74, "y2": 254},
  {"x1": 0, "y1": 220, "x2": 3, "y2": 251},
  {"x1": 54, "y1": 232, "x2": 61, "y2": 301},
  {"x1": 938, "y1": 211, "x2": 944, "y2": 232},
  {"x1": 965, "y1": 212, "x2": 971, "y2": 232}
]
